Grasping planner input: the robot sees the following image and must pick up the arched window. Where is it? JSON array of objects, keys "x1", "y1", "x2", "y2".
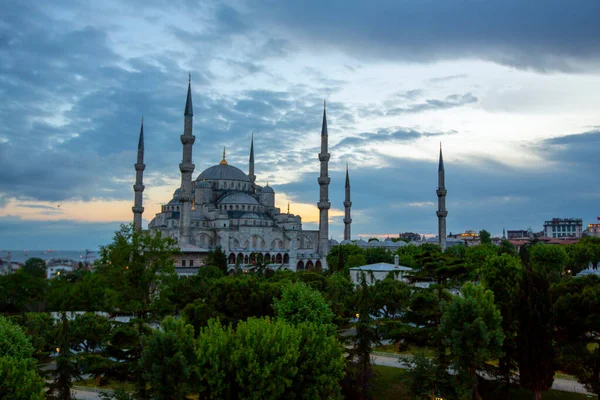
[{"x1": 224, "y1": 182, "x2": 228, "y2": 189}]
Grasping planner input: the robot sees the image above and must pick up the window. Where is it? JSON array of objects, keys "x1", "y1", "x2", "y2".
[
  {"x1": 189, "y1": 260, "x2": 194, "y2": 267},
  {"x1": 182, "y1": 260, "x2": 186, "y2": 267}
]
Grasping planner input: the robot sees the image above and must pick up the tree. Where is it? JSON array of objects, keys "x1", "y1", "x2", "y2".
[
  {"x1": 47, "y1": 313, "x2": 80, "y2": 400},
  {"x1": 553, "y1": 275, "x2": 600, "y2": 397},
  {"x1": 342, "y1": 275, "x2": 378, "y2": 400},
  {"x1": 479, "y1": 229, "x2": 492, "y2": 245},
  {"x1": 283, "y1": 322, "x2": 345, "y2": 400},
  {"x1": 440, "y1": 282, "x2": 504, "y2": 400},
  {"x1": 22, "y1": 258, "x2": 47, "y2": 279},
  {"x1": 0, "y1": 316, "x2": 46, "y2": 399},
  {"x1": 0, "y1": 356, "x2": 45, "y2": 400},
  {"x1": 196, "y1": 318, "x2": 301, "y2": 400},
  {"x1": 273, "y1": 282, "x2": 335, "y2": 328},
  {"x1": 323, "y1": 272, "x2": 355, "y2": 325},
  {"x1": 365, "y1": 247, "x2": 393, "y2": 264},
  {"x1": 205, "y1": 246, "x2": 228, "y2": 272},
  {"x1": 481, "y1": 254, "x2": 522, "y2": 397},
  {"x1": 326, "y1": 244, "x2": 365, "y2": 273},
  {"x1": 140, "y1": 317, "x2": 197, "y2": 399},
  {"x1": 94, "y1": 225, "x2": 180, "y2": 396},
  {"x1": 517, "y1": 244, "x2": 560, "y2": 400}
]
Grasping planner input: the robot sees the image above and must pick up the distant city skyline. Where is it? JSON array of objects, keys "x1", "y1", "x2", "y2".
[{"x1": 1, "y1": 0, "x2": 600, "y2": 249}]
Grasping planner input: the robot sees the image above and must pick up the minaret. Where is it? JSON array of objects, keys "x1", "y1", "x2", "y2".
[
  {"x1": 248, "y1": 133, "x2": 256, "y2": 184},
  {"x1": 132, "y1": 118, "x2": 145, "y2": 231},
  {"x1": 317, "y1": 100, "x2": 331, "y2": 257},
  {"x1": 178, "y1": 75, "x2": 195, "y2": 245},
  {"x1": 343, "y1": 163, "x2": 352, "y2": 241},
  {"x1": 436, "y1": 143, "x2": 448, "y2": 251}
]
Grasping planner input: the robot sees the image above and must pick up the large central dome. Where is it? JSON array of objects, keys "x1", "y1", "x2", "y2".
[{"x1": 196, "y1": 164, "x2": 250, "y2": 182}]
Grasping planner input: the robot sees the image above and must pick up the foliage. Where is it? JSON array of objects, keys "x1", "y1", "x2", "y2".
[
  {"x1": 47, "y1": 313, "x2": 81, "y2": 400},
  {"x1": 95, "y1": 224, "x2": 178, "y2": 321},
  {"x1": 440, "y1": 282, "x2": 504, "y2": 399},
  {"x1": 7, "y1": 313, "x2": 54, "y2": 361},
  {"x1": 529, "y1": 243, "x2": 568, "y2": 279},
  {"x1": 0, "y1": 315, "x2": 36, "y2": 359},
  {"x1": 283, "y1": 322, "x2": 345, "y2": 400},
  {"x1": 0, "y1": 356, "x2": 45, "y2": 400},
  {"x1": 553, "y1": 275, "x2": 600, "y2": 397},
  {"x1": 479, "y1": 229, "x2": 492, "y2": 245},
  {"x1": 140, "y1": 316, "x2": 197, "y2": 399},
  {"x1": 323, "y1": 272, "x2": 355, "y2": 325},
  {"x1": 205, "y1": 246, "x2": 228, "y2": 272},
  {"x1": 273, "y1": 282, "x2": 334, "y2": 328},
  {"x1": 365, "y1": 247, "x2": 393, "y2": 264},
  {"x1": 517, "y1": 248, "x2": 557, "y2": 400},
  {"x1": 342, "y1": 276, "x2": 378, "y2": 400},
  {"x1": 0, "y1": 316, "x2": 45, "y2": 399},
  {"x1": 22, "y1": 258, "x2": 47, "y2": 279},
  {"x1": 0, "y1": 267, "x2": 47, "y2": 313},
  {"x1": 326, "y1": 244, "x2": 365, "y2": 273},
  {"x1": 481, "y1": 254, "x2": 522, "y2": 394},
  {"x1": 197, "y1": 317, "x2": 301, "y2": 400},
  {"x1": 46, "y1": 270, "x2": 107, "y2": 312}
]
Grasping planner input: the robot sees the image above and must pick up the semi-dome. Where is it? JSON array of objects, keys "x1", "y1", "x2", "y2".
[
  {"x1": 241, "y1": 212, "x2": 260, "y2": 219},
  {"x1": 196, "y1": 164, "x2": 250, "y2": 182},
  {"x1": 220, "y1": 192, "x2": 259, "y2": 205}
]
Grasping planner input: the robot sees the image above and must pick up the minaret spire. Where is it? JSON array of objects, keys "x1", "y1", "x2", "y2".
[
  {"x1": 317, "y1": 100, "x2": 331, "y2": 259},
  {"x1": 132, "y1": 117, "x2": 145, "y2": 231},
  {"x1": 436, "y1": 143, "x2": 448, "y2": 251},
  {"x1": 343, "y1": 162, "x2": 352, "y2": 241},
  {"x1": 248, "y1": 133, "x2": 256, "y2": 184},
  {"x1": 179, "y1": 76, "x2": 196, "y2": 245}
]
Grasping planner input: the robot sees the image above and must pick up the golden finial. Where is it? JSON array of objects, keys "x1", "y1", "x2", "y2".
[
  {"x1": 287, "y1": 202, "x2": 290, "y2": 214},
  {"x1": 324, "y1": 99, "x2": 326, "y2": 109},
  {"x1": 266, "y1": 181, "x2": 269, "y2": 187},
  {"x1": 440, "y1": 141, "x2": 442, "y2": 150},
  {"x1": 220, "y1": 146, "x2": 228, "y2": 165},
  {"x1": 188, "y1": 72, "x2": 191, "y2": 83}
]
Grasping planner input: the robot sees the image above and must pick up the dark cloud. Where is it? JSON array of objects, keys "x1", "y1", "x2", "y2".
[
  {"x1": 386, "y1": 93, "x2": 478, "y2": 116},
  {"x1": 332, "y1": 128, "x2": 455, "y2": 152},
  {"x1": 242, "y1": 0, "x2": 600, "y2": 72}
]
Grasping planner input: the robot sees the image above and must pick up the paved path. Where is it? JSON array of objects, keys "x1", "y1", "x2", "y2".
[{"x1": 370, "y1": 353, "x2": 593, "y2": 396}]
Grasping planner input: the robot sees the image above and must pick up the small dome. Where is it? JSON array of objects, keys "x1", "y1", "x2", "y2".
[
  {"x1": 261, "y1": 185, "x2": 274, "y2": 193},
  {"x1": 196, "y1": 164, "x2": 250, "y2": 182},
  {"x1": 356, "y1": 239, "x2": 368, "y2": 247},
  {"x1": 196, "y1": 180, "x2": 211, "y2": 188},
  {"x1": 329, "y1": 239, "x2": 339, "y2": 246},
  {"x1": 340, "y1": 240, "x2": 353, "y2": 245},
  {"x1": 367, "y1": 240, "x2": 381, "y2": 247},
  {"x1": 168, "y1": 188, "x2": 182, "y2": 204},
  {"x1": 220, "y1": 193, "x2": 259, "y2": 205}
]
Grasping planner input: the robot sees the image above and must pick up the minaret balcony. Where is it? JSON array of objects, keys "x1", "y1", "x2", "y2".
[
  {"x1": 180, "y1": 135, "x2": 196, "y2": 145},
  {"x1": 344, "y1": 201, "x2": 352, "y2": 207},
  {"x1": 343, "y1": 218, "x2": 352, "y2": 224},
  {"x1": 318, "y1": 176, "x2": 331, "y2": 185},
  {"x1": 135, "y1": 163, "x2": 146, "y2": 171},
  {"x1": 179, "y1": 163, "x2": 196, "y2": 173},
  {"x1": 318, "y1": 153, "x2": 330, "y2": 162},
  {"x1": 436, "y1": 188, "x2": 447, "y2": 196},
  {"x1": 133, "y1": 183, "x2": 145, "y2": 192},
  {"x1": 132, "y1": 206, "x2": 144, "y2": 213},
  {"x1": 317, "y1": 201, "x2": 331, "y2": 209},
  {"x1": 436, "y1": 210, "x2": 448, "y2": 218}
]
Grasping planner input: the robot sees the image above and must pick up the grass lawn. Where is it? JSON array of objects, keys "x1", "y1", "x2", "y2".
[
  {"x1": 372, "y1": 365, "x2": 411, "y2": 399},
  {"x1": 371, "y1": 365, "x2": 597, "y2": 399},
  {"x1": 73, "y1": 378, "x2": 135, "y2": 391}
]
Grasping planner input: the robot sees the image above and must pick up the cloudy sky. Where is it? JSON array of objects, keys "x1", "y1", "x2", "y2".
[{"x1": 1, "y1": 0, "x2": 600, "y2": 250}]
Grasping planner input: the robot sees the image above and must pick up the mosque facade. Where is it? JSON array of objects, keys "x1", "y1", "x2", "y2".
[{"x1": 133, "y1": 79, "x2": 345, "y2": 271}]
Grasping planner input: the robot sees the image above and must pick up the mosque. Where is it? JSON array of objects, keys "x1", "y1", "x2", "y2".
[
  {"x1": 130, "y1": 78, "x2": 449, "y2": 272},
  {"x1": 131, "y1": 78, "x2": 353, "y2": 272}
]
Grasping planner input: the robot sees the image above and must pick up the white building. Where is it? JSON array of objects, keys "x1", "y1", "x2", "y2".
[
  {"x1": 543, "y1": 218, "x2": 583, "y2": 239},
  {"x1": 349, "y1": 255, "x2": 412, "y2": 285}
]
